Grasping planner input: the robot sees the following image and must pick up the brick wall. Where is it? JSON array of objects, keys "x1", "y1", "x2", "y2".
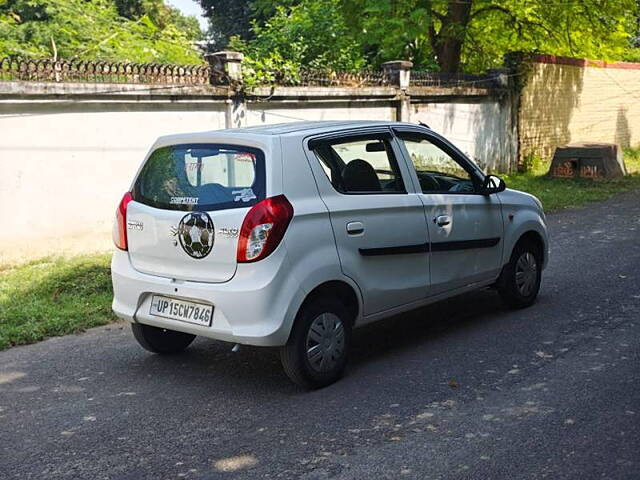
[{"x1": 519, "y1": 54, "x2": 640, "y2": 165}]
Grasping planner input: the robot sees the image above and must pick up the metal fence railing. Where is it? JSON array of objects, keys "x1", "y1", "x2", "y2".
[
  {"x1": 0, "y1": 58, "x2": 224, "y2": 86},
  {"x1": 1, "y1": 57, "x2": 506, "y2": 90},
  {"x1": 410, "y1": 71, "x2": 500, "y2": 88},
  {"x1": 271, "y1": 69, "x2": 389, "y2": 87},
  {"x1": 260, "y1": 69, "x2": 503, "y2": 89}
]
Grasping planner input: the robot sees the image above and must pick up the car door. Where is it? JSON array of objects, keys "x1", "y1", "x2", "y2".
[
  {"x1": 304, "y1": 129, "x2": 430, "y2": 316},
  {"x1": 394, "y1": 127, "x2": 504, "y2": 296}
]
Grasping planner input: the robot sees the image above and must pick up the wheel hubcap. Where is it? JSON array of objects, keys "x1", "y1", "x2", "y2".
[
  {"x1": 306, "y1": 313, "x2": 345, "y2": 373},
  {"x1": 515, "y1": 251, "x2": 538, "y2": 297}
]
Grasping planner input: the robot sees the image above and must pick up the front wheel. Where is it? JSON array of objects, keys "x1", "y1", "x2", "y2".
[
  {"x1": 280, "y1": 298, "x2": 352, "y2": 389},
  {"x1": 497, "y1": 241, "x2": 542, "y2": 309},
  {"x1": 131, "y1": 323, "x2": 196, "y2": 354}
]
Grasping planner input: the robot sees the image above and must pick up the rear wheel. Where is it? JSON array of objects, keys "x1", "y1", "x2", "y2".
[
  {"x1": 280, "y1": 298, "x2": 352, "y2": 389},
  {"x1": 131, "y1": 323, "x2": 196, "y2": 354},
  {"x1": 497, "y1": 240, "x2": 542, "y2": 309}
]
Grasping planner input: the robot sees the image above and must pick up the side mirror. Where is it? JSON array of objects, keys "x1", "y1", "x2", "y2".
[{"x1": 481, "y1": 175, "x2": 506, "y2": 195}]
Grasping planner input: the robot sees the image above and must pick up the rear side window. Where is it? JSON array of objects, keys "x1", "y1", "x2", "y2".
[
  {"x1": 312, "y1": 136, "x2": 406, "y2": 194},
  {"x1": 133, "y1": 144, "x2": 265, "y2": 211}
]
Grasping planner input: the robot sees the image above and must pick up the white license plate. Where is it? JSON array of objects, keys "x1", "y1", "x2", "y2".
[{"x1": 149, "y1": 295, "x2": 213, "y2": 327}]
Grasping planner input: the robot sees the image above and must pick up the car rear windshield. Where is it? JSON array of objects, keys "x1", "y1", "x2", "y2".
[{"x1": 133, "y1": 144, "x2": 266, "y2": 211}]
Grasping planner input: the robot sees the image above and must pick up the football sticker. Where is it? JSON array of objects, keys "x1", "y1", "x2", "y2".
[{"x1": 177, "y1": 212, "x2": 215, "y2": 259}]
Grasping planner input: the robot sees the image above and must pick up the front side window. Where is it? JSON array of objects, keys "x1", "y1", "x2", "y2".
[
  {"x1": 133, "y1": 144, "x2": 265, "y2": 211},
  {"x1": 398, "y1": 134, "x2": 477, "y2": 194},
  {"x1": 312, "y1": 137, "x2": 405, "y2": 194}
]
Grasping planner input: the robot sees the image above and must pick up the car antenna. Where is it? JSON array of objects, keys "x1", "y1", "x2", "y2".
[{"x1": 418, "y1": 121, "x2": 431, "y2": 129}]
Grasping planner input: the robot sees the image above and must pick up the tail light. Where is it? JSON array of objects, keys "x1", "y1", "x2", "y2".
[
  {"x1": 237, "y1": 195, "x2": 294, "y2": 263},
  {"x1": 113, "y1": 192, "x2": 133, "y2": 250}
]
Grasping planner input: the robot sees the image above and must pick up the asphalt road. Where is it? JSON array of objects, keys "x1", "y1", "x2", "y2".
[{"x1": 2, "y1": 191, "x2": 640, "y2": 480}]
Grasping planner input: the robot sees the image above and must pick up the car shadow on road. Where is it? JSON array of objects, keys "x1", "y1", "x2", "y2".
[
  {"x1": 121, "y1": 287, "x2": 530, "y2": 396},
  {"x1": 349, "y1": 288, "x2": 509, "y2": 369}
]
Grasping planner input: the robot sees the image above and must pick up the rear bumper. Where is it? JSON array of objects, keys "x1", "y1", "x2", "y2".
[{"x1": 111, "y1": 247, "x2": 305, "y2": 347}]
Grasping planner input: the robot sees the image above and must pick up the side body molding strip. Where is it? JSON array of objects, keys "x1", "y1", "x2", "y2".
[
  {"x1": 358, "y1": 237, "x2": 500, "y2": 256},
  {"x1": 359, "y1": 243, "x2": 430, "y2": 256}
]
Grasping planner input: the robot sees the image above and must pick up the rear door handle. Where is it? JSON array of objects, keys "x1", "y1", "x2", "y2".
[
  {"x1": 346, "y1": 221, "x2": 365, "y2": 235},
  {"x1": 434, "y1": 215, "x2": 451, "y2": 227}
]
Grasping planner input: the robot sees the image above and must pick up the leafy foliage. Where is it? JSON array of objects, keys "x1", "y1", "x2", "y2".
[
  {"x1": 197, "y1": 0, "x2": 299, "y2": 50},
  {"x1": 229, "y1": 0, "x2": 365, "y2": 85},
  {"x1": 345, "y1": 0, "x2": 639, "y2": 72},
  {"x1": 201, "y1": 0, "x2": 640, "y2": 73},
  {"x1": 0, "y1": 0, "x2": 203, "y2": 63},
  {"x1": 197, "y1": 0, "x2": 255, "y2": 50},
  {"x1": 462, "y1": 0, "x2": 637, "y2": 72},
  {"x1": 2, "y1": 0, "x2": 639, "y2": 72}
]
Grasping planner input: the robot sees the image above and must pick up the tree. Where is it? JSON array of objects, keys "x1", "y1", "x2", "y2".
[
  {"x1": 0, "y1": 0, "x2": 203, "y2": 63},
  {"x1": 197, "y1": 0, "x2": 254, "y2": 50},
  {"x1": 115, "y1": 0, "x2": 202, "y2": 43},
  {"x1": 197, "y1": 0, "x2": 299, "y2": 50},
  {"x1": 228, "y1": 0, "x2": 365, "y2": 84},
  {"x1": 115, "y1": 0, "x2": 202, "y2": 40},
  {"x1": 431, "y1": 0, "x2": 472, "y2": 73},
  {"x1": 345, "y1": 0, "x2": 639, "y2": 72},
  {"x1": 201, "y1": 0, "x2": 639, "y2": 73}
]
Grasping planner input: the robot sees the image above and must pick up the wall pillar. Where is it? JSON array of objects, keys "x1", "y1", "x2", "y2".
[
  {"x1": 205, "y1": 51, "x2": 245, "y2": 128},
  {"x1": 382, "y1": 60, "x2": 413, "y2": 122},
  {"x1": 205, "y1": 50, "x2": 244, "y2": 83}
]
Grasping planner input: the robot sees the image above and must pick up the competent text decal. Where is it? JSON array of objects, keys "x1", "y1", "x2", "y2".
[{"x1": 170, "y1": 196, "x2": 199, "y2": 205}]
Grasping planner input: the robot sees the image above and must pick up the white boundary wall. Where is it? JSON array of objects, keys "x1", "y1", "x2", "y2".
[
  {"x1": 412, "y1": 101, "x2": 516, "y2": 173},
  {"x1": 0, "y1": 83, "x2": 514, "y2": 263}
]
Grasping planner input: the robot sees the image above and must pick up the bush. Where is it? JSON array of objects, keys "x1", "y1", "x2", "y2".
[{"x1": 230, "y1": 0, "x2": 366, "y2": 86}]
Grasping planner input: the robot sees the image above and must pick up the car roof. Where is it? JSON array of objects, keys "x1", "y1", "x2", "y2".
[
  {"x1": 154, "y1": 121, "x2": 426, "y2": 149},
  {"x1": 227, "y1": 120, "x2": 396, "y2": 136}
]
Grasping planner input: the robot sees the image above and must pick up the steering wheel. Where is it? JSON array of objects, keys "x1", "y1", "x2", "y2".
[
  {"x1": 419, "y1": 175, "x2": 441, "y2": 192},
  {"x1": 448, "y1": 181, "x2": 475, "y2": 193}
]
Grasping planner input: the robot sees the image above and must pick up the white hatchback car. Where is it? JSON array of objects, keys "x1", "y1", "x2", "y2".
[{"x1": 111, "y1": 121, "x2": 548, "y2": 388}]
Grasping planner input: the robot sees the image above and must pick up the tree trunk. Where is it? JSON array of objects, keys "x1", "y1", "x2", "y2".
[{"x1": 433, "y1": 0, "x2": 473, "y2": 73}]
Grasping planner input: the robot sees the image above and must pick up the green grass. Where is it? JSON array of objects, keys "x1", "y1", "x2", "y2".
[
  {"x1": 0, "y1": 254, "x2": 118, "y2": 350},
  {"x1": 503, "y1": 148, "x2": 640, "y2": 211}
]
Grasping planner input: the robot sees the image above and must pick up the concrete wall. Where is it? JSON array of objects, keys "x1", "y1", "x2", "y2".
[
  {"x1": 0, "y1": 81, "x2": 513, "y2": 263},
  {"x1": 411, "y1": 99, "x2": 516, "y2": 172},
  {"x1": 246, "y1": 102, "x2": 396, "y2": 126},
  {"x1": 519, "y1": 54, "x2": 640, "y2": 164},
  {"x1": 0, "y1": 84, "x2": 228, "y2": 263}
]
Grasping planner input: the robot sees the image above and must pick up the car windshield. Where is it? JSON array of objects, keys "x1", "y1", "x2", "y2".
[{"x1": 133, "y1": 144, "x2": 266, "y2": 211}]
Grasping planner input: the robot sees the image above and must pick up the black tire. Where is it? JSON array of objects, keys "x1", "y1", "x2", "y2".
[
  {"x1": 497, "y1": 240, "x2": 542, "y2": 309},
  {"x1": 280, "y1": 298, "x2": 352, "y2": 389},
  {"x1": 131, "y1": 323, "x2": 196, "y2": 354}
]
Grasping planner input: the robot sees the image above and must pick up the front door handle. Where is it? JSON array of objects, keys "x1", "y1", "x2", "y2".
[
  {"x1": 346, "y1": 221, "x2": 365, "y2": 235},
  {"x1": 434, "y1": 215, "x2": 451, "y2": 227}
]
